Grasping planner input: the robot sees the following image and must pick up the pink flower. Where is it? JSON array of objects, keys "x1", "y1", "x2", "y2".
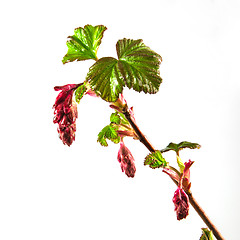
[
  {"x1": 182, "y1": 160, "x2": 194, "y2": 191},
  {"x1": 163, "y1": 160, "x2": 194, "y2": 220},
  {"x1": 162, "y1": 160, "x2": 194, "y2": 191},
  {"x1": 173, "y1": 187, "x2": 189, "y2": 220},
  {"x1": 117, "y1": 141, "x2": 136, "y2": 178},
  {"x1": 53, "y1": 84, "x2": 78, "y2": 146}
]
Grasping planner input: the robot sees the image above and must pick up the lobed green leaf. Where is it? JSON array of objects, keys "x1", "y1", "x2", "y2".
[
  {"x1": 86, "y1": 57, "x2": 124, "y2": 102},
  {"x1": 87, "y1": 38, "x2": 162, "y2": 102},
  {"x1": 144, "y1": 151, "x2": 167, "y2": 169},
  {"x1": 160, "y1": 141, "x2": 201, "y2": 154},
  {"x1": 117, "y1": 38, "x2": 162, "y2": 94},
  {"x1": 117, "y1": 112, "x2": 129, "y2": 125},
  {"x1": 97, "y1": 129, "x2": 108, "y2": 147},
  {"x1": 97, "y1": 124, "x2": 120, "y2": 146},
  {"x1": 62, "y1": 25, "x2": 107, "y2": 64},
  {"x1": 110, "y1": 112, "x2": 121, "y2": 124}
]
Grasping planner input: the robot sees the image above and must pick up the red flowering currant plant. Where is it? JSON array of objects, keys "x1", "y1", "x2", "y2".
[{"x1": 53, "y1": 25, "x2": 224, "y2": 240}]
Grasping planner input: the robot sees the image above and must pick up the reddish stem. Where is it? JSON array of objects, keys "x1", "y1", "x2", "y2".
[
  {"x1": 187, "y1": 192, "x2": 225, "y2": 240},
  {"x1": 122, "y1": 108, "x2": 155, "y2": 152},
  {"x1": 122, "y1": 107, "x2": 225, "y2": 240}
]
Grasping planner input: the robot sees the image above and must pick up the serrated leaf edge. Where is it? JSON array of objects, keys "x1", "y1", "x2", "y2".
[{"x1": 144, "y1": 150, "x2": 167, "y2": 169}]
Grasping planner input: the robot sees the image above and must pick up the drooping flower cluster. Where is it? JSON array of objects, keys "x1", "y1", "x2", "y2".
[
  {"x1": 110, "y1": 94, "x2": 138, "y2": 177},
  {"x1": 173, "y1": 187, "x2": 189, "y2": 220},
  {"x1": 117, "y1": 140, "x2": 136, "y2": 178},
  {"x1": 163, "y1": 160, "x2": 194, "y2": 220},
  {"x1": 53, "y1": 84, "x2": 79, "y2": 146}
]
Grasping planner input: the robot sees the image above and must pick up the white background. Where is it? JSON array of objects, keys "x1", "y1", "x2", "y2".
[{"x1": 1, "y1": 0, "x2": 240, "y2": 239}]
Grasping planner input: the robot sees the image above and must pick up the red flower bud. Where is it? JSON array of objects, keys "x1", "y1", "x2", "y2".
[
  {"x1": 117, "y1": 141, "x2": 136, "y2": 178},
  {"x1": 173, "y1": 187, "x2": 189, "y2": 220},
  {"x1": 163, "y1": 160, "x2": 193, "y2": 220},
  {"x1": 53, "y1": 84, "x2": 78, "y2": 146},
  {"x1": 163, "y1": 160, "x2": 194, "y2": 191},
  {"x1": 182, "y1": 160, "x2": 194, "y2": 191}
]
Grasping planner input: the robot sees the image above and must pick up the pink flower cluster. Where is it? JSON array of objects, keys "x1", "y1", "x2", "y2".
[
  {"x1": 163, "y1": 160, "x2": 194, "y2": 220},
  {"x1": 53, "y1": 84, "x2": 78, "y2": 146},
  {"x1": 117, "y1": 141, "x2": 136, "y2": 178},
  {"x1": 173, "y1": 187, "x2": 189, "y2": 220}
]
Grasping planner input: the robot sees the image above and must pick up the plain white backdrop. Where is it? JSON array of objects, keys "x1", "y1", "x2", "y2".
[{"x1": 1, "y1": 0, "x2": 240, "y2": 239}]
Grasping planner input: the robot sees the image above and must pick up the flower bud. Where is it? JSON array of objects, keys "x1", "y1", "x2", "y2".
[
  {"x1": 182, "y1": 160, "x2": 194, "y2": 191},
  {"x1": 117, "y1": 141, "x2": 136, "y2": 178},
  {"x1": 53, "y1": 84, "x2": 78, "y2": 146},
  {"x1": 173, "y1": 187, "x2": 189, "y2": 220}
]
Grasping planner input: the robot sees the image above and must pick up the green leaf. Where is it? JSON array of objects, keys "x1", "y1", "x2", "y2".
[
  {"x1": 62, "y1": 25, "x2": 107, "y2": 64},
  {"x1": 104, "y1": 124, "x2": 119, "y2": 141},
  {"x1": 110, "y1": 112, "x2": 121, "y2": 124},
  {"x1": 118, "y1": 112, "x2": 129, "y2": 125},
  {"x1": 160, "y1": 141, "x2": 201, "y2": 154},
  {"x1": 86, "y1": 57, "x2": 124, "y2": 102},
  {"x1": 177, "y1": 155, "x2": 185, "y2": 173},
  {"x1": 144, "y1": 150, "x2": 167, "y2": 169},
  {"x1": 75, "y1": 83, "x2": 87, "y2": 103},
  {"x1": 200, "y1": 228, "x2": 214, "y2": 240},
  {"x1": 87, "y1": 38, "x2": 162, "y2": 102},
  {"x1": 117, "y1": 38, "x2": 162, "y2": 94},
  {"x1": 97, "y1": 129, "x2": 108, "y2": 147},
  {"x1": 97, "y1": 124, "x2": 120, "y2": 146}
]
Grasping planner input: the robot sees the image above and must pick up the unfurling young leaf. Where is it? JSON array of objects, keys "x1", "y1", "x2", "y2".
[
  {"x1": 110, "y1": 112, "x2": 121, "y2": 124},
  {"x1": 87, "y1": 38, "x2": 162, "y2": 102},
  {"x1": 75, "y1": 83, "x2": 87, "y2": 103},
  {"x1": 144, "y1": 150, "x2": 167, "y2": 169},
  {"x1": 62, "y1": 25, "x2": 107, "y2": 64},
  {"x1": 160, "y1": 141, "x2": 201, "y2": 155},
  {"x1": 200, "y1": 228, "x2": 214, "y2": 240},
  {"x1": 177, "y1": 155, "x2": 185, "y2": 173},
  {"x1": 117, "y1": 112, "x2": 129, "y2": 125},
  {"x1": 97, "y1": 124, "x2": 120, "y2": 147}
]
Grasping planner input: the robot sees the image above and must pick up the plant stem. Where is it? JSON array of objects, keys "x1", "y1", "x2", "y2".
[
  {"x1": 122, "y1": 107, "x2": 225, "y2": 240},
  {"x1": 122, "y1": 108, "x2": 155, "y2": 152},
  {"x1": 187, "y1": 192, "x2": 225, "y2": 240}
]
